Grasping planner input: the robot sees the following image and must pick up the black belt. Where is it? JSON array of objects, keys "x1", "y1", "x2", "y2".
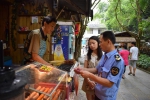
[{"x1": 95, "y1": 95, "x2": 101, "y2": 100}]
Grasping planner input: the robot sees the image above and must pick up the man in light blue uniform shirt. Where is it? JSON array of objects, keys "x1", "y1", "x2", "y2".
[
  {"x1": 74, "y1": 31, "x2": 124, "y2": 100},
  {"x1": 95, "y1": 50, "x2": 124, "y2": 100}
]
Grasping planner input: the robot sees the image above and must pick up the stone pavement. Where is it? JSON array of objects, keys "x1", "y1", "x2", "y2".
[{"x1": 74, "y1": 56, "x2": 150, "y2": 100}]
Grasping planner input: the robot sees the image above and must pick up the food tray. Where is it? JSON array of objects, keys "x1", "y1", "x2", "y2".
[
  {"x1": 15, "y1": 62, "x2": 68, "y2": 100},
  {"x1": 25, "y1": 82, "x2": 68, "y2": 100}
]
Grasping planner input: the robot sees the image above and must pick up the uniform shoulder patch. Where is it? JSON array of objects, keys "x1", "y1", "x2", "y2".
[
  {"x1": 115, "y1": 54, "x2": 121, "y2": 61},
  {"x1": 111, "y1": 67, "x2": 119, "y2": 76}
]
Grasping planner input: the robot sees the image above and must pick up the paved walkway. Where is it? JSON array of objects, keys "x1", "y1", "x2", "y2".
[
  {"x1": 75, "y1": 55, "x2": 150, "y2": 100},
  {"x1": 117, "y1": 67, "x2": 150, "y2": 100}
]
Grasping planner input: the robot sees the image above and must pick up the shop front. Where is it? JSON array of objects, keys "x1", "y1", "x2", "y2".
[
  {"x1": 0, "y1": 0, "x2": 93, "y2": 99},
  {"x1": 0, "y1": 40, "x2": 79, "y2": 100}
]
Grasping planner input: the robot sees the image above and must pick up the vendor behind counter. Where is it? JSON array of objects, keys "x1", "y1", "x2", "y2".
[{"x1": 23, "y1": 16, "x2": 57, "y2": 66}]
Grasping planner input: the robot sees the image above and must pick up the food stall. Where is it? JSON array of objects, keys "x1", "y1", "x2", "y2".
[{"x1": 0, "y1": 41, "x2": 79, "y2": 100}]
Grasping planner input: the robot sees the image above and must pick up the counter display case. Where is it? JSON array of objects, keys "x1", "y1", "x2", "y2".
[
  {"x1": 0, "y1": 40, "x2": 79, "y2": 100},
  {"x1": 16, "y1": 62, "x2": 69, "y2": 100},
  {"x1": 15, "y1": 60, "x2": 79, "y2": 100}
]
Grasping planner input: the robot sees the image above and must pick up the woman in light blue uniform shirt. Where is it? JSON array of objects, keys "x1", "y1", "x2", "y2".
[{"x1": 74, "y1": 31, "x2": 124, "y2": 100}]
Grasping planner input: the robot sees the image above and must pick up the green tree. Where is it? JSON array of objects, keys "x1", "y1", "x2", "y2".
[
  {"x1": 94, "y1": 1, "x2": 108, "y2": 23},
  {"x1": 95, "y1": 0, "x2": 150, "y2": 49},
  {"x1": 74, "y1": 0, "x2": 101, "y2": 60},
  {"x1": 74, "y1": 18, "x2": 89, "y2": 60},
  {"x1": 114, "y1": 0, "x2": 150, "y2": 49}
]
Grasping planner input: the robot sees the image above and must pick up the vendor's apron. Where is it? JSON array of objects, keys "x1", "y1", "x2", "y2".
[
  {"x1": 23, "y1": 39, "x2": 46, "y2": 65},
  {"x1": 38, "y1": 39, "x2": 47, "y2": 58}
]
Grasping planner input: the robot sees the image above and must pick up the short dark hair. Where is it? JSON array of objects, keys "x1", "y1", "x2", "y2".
[
  {"x1": 101, "y1": 31, "x2": 116, "y2": 44},
  {"x1": 131, "y1": 42, "x2": 136, "y2": 46},
  {"x1": 122, "y1": 45, "x2": 127, "y2": 49},
  {"x1": 42, "y1": 16, "x2": 57, "y2": 26}
]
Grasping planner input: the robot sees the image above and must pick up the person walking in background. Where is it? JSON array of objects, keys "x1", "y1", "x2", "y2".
[
  {"x1": 82, "y1": 36, "x2": 102, "y2": 100},
  {"x1": 85, "y1": 44, "x2": 88, "y2": 52},
  {"x1": 74, "y1": 31, "x2": 124, "y2": 100},
  {"x1": 82, "y1": 46, "x2": 85, "y2": 55},
  {"x1": 119, "y1": 44, "x2": 130, "y2": 79},
  {"x1": 128, "y1": 42, "x2": 139, "y2": 76}
]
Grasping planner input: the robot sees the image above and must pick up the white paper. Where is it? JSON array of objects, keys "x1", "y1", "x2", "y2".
[{"x1": 31, "y1": 16, "x2": 38, "y2": 23}]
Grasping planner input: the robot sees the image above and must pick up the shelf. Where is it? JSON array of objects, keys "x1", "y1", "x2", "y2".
[
  {"x1": 18, "y1": 14, "x2": 46, "y2": 17},
  {"x1": 18, "y1": 31, "x2": 31, "y2": 34}
]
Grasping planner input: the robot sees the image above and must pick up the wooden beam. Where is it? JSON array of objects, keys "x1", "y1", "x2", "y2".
[
  {"x1": 0, "y1": 0, "x2": 13, "y2": 5},
  {"x1": 91, "y1": 0, "x2": 100, "y2": 10},
  {"x1": 92, "y1": 0, "x2": 97, "y2": 6},
  {"x1": 63, "y1": 8, "x2": 82, "y2": 15},
  {"x1": 56, "y1": 6, "x2": 64, "y2": 19},
  {"x1": 86, "y1": 0, "x2": 88, "y2": 12},
  {"x1": 65, "y1": 0, "x2": 86, "y2": 15}
]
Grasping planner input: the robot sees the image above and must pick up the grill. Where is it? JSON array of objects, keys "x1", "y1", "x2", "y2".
[
  {"x1": 57, "y1": 64, "x2": 73, "y2": 72},
  {"x1": 57, "y1": 61, "x2": 79, "y2": 77}
]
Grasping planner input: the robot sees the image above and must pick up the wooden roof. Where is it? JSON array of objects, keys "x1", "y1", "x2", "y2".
[
  {"x1": 114, "y1": 31, "x2": 136, "y2": 42},
  {"x1": 47, "y1": 0, "x2": 93, "y2": 21},
  {"x1": 116, "y1": 37, "x2": 136, "y2": 43},
  {"x1": 58, "y1": 0, "x2": 92, "y2": 16},
  {"x1": 115, "y1": 31, "x2": 132, "y2": 37}
]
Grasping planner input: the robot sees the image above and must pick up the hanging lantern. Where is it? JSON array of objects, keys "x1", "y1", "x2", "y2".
[{"x1": 75, "y1": 22, "x2": 80, "y2": 35}]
